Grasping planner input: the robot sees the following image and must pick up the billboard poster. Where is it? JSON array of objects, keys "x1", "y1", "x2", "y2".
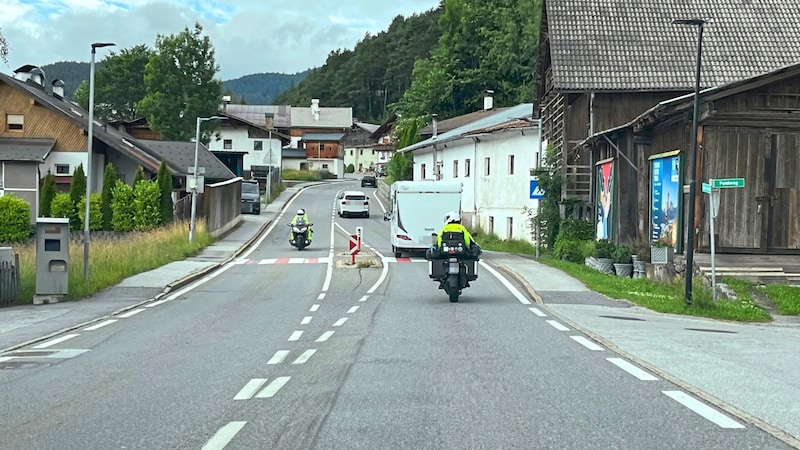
[
  {"x1": 595, "y1": 158, "x2": 615, "y2": 240},
  {"x1": 650, "y1": 150, "x2": 682, "y2": 248}
]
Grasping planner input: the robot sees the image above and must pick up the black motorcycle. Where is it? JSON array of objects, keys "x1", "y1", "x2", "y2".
[
  {"x1": 426, "y1": 235, "x2": 479, "y2": 302},
  {"x1": 288, "y1": 222, "x2": 313, "y2": 250}
]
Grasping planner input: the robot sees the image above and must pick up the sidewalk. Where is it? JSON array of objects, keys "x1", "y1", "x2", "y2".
[{"x1": 487, "y1": 251, "x2": 800, "y2": 447}]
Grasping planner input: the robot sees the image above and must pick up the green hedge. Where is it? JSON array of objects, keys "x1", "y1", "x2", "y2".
[{"x1": 0, "y1": 194, "x2": 32, "y2": 242}]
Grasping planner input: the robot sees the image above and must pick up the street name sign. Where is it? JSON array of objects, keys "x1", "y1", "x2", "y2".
[{"x1": 712, "y1": 178, "x2": 745, "y2": 189}]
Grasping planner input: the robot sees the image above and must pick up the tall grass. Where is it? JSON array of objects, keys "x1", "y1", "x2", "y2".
[
  {"x1": 282, "y1": 169, "x2": 321, "y2": 181},
  {"x1": 766, "y1": 284, "x2": 800, "y2": 315},
  {"x1": 13, "y1": 219, "x2": 214, "y2": 303}
]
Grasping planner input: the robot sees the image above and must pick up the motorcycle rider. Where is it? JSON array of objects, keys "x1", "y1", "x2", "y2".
[
  {"x1": 437, "y1": 211, "x2": 478, "y2": 254},
  {"x1": 290, "y1": 209, "x2": 313, "y2": 242}
]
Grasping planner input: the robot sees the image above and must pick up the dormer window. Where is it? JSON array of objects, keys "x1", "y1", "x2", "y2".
[{"x1": 6, "y1": 114, "x2": 24, "y2": 131}]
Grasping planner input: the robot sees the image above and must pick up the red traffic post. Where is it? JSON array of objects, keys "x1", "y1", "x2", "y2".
[{"x1": 349, "y1": 234, "x2": 359, "y2": 264}]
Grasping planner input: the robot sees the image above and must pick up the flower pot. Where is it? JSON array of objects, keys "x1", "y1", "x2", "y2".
[
  {"x1": 585, "y1": 256, "x2": 599, "y2": 269},
  {"x1": 596, "y1": 258, "x2": 614, "y2": 275},
  {"x1": 633, "y1": 260, "x2": 647, "y2": 278},
  {"x1": 614, "y1": 263, "x2": 633, "y2": 278},
  {"x1": 651, "y1": 246, "x2": 674, "y2": 264}
]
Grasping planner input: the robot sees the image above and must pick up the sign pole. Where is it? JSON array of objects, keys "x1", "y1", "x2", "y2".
[{"x1": 709, "y1": 179, "x2": 717, "y2": 303}]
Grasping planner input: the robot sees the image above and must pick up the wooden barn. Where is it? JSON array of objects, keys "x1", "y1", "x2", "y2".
[{"x1": 581, "y1": 63, "x2": 800, "y2": 255}]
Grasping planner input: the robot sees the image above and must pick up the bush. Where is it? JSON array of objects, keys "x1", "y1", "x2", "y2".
[
  {"x1": 111, "y1": 181, "x2": 135, "y2": 232},
  {"x1": 69, "y1": 164, "x2": 86, "y2": 231},
  {"x1": 101, "y1": 163, "x2": 119, "y2": 230},
  {"x1": 553, "y1": 239, "x2": 589, "y2": 263},
  {"x1": 319, "y1": 169, "x2": 337, "y2": 179},
  {"x1": 613, "y1": 244, "x2": 632, "y2": 264},
  {"x1": 156, "y1": 160, "x2": 173, "y2": 225},
  {"x1": 50, "y1": 193, "x2": 74, "y2": 221},
  {"x1": 593, "y1": 239, "x2": 616, "y2": 259},
  {"x1": 0, "y1": 194, "x2": 32, "y2": 242},
  {"x1": 345, "y1": 164, "x2": 355, "y2": 173},
  {"x1": 132, "y1": 180, "x2": 161, "y2": 231},
  {"x1": 77, "y1": 193, "x2": 103, "y2": 231},
  {"x1": 40, "y1": 171, "x2": 57, "y2": 217},
  {"x1": 559, "y1": 218, "x2": 595, "y2": 241}
]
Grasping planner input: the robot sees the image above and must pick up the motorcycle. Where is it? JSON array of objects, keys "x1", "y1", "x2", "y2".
[
  {"x1": 426, "y1": 236, "x2": 479, "y2": 302},
  {"x1": 288, "y1": 222, "x2": 313, "y2": 250}
]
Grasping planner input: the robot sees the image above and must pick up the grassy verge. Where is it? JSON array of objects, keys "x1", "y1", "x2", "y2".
[
  {"x1": 265, "y1": 181, "x2": 287, "y2": 204},
  {"x1": 282, "y1": 169, "x2": 321, "y2": 181},
  {"x1": 765, "y1": 284, "x2": 800, "y2": 315},
  {"x1": 14, "y1": 219, "x2": 214, "y2": 304}
]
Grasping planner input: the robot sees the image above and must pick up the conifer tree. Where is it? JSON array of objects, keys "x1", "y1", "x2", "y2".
[
  {"x1": 156, "y1": 160, "x2": 173, "y2": 224},
  {"x1": 69, "y1": 164, "x2": 87, "y2": 230},
  {"x1": 40, "y1": 170, "x2": 57, "y2": 217},
  {"x1": 101, "y1": 163, "x2": 119, "y2": 230}
]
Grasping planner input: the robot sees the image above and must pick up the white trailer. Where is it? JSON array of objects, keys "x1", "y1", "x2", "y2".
[{"x1": 385, "y1": 180, "x2": 462, "y2": 258}]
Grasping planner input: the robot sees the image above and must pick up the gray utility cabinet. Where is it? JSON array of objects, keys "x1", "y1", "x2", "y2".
[{"x1": 35, "y1": 218, "x2": 70, "y2": 301}]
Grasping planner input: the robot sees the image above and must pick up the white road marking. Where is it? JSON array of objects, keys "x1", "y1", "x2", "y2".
[
  {"x1": 607, "y1": 358, "x2": 658, "y2": 381},
  {"x1": 255, "y1": 376, "x2": 291, "y2": 398},
  {"x1": 288, "y1": 331, "x2": 303, "y2": 341},
  {"x1": 546, "y1": 320, "x2": 570, "y2": 331},
  {"x1": 234, "y1": 379, "x2": 268, "y2": 400},
  {"x1": 528, "y1": 307, "x2": 547, "y2": 317},
  {"x1": 288, "y1": 257, "x2": 304, "y2": 264},
  {"x1": 202, "y1": 421, "x2": 247, "y2": 450},
  {"x1": 310, "y1": 304, "x2": 320, "y2": 312},
  {"x1": 267, "y1": 350, "x2": 290, "y2": 365},
  {"x1": 259, "y1": 258, "x2": 277, "y2": 265},
  {"x1": 33, "y1": 334, "x2": 79, "y2": 349},
  {"x1": 347, "y1": 306, "x2": 359, "y2": 314},
  {"x1": 301, "y1": 316, "x2": 312, "y2": 325},
  {"x1": 292, "y1": 349, "x2": 317, "y2": 364},
  {"x1": 119, "y1": 309, "x2": 144, "y2": 318},
  {"x1": 83, "y1": 319, "x2": 117, "y2": 331},
  {"x1": 663, "y1": 391, "x2": 745, "y2": 428},
  {"x1": 0, "y1": 356, "x2": 14, "y2": 362},
  {"x1": 145, "y1": 299, "x2": 169, "y2": 308},
  {"x1": 317, "y1": 293, "x2": 326, "y2": 300},
  {"x1": 571, "y1": 336, "x2": 605, "y2": 351},
  {"x1": 321, "y1": 222, "x2": 335, "y2": 292},
  {"x1": 479, "y1": 261, "x2": 531, "y2": 305},
  {"x1": 316, "y1": 331, "x2": 335, "y2": 342},
  {"x1": 333, "y1": 318, "x2": 348, "y2": 327},
  {"x1": 358, "y1": 295, "x2": 369, "y2": 302}
]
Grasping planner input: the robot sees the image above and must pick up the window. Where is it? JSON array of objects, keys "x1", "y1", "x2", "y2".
[
  {"x1": 508, "y1": 155, "x2": 515, "y2": 175},
  {"x1": 6, "y1": 114, "x2": 23, "y2": 131},
  {"x1": 484, "y1": 157, "x2": 491, "y2": 176},
  {"x1": 453, "y1": 160, "x2": 459, "y2": 178},
  {"x1": 465, "y1": 159, "x2": 471, "y2": 177},
  {"x1": 507, "y1": 217, "x2": 513, "y2": 240},
  {"x1": 350, "y1": 150, "x2": 354, "y2": 156},
  {"x1": 322, "y1": 164, "x2": 329, "y2": 169},
  {"x1": 489, "y1": 216, "x2": 495, "y2": 234},
  {"x1": 371, "y1": 149, "x2": 375, "y2": 155},
  {"x1": 55, "y1": 164, "x2": 70, "y2": 175},
  {"x1": 359, "y1": 149, "x2": 363, "y2": 155},
  {"x1": 254, "y1": 140, "x2": 263, "y2": 151},
  {"x1": 421, "y1": 163, "x2": 427, "y2": 180},
  {"x1": 223, "y1": 139, "x2": 232, "y2": 150}
]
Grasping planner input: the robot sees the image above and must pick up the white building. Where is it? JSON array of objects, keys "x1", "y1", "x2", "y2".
[{"x1": 398, "y1": 102, "x2": 543, "y2": 244}]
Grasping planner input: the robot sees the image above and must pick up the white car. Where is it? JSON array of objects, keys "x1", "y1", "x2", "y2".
[{"x1": 337, "y1": 190, "x2": 370, "y2": 218}]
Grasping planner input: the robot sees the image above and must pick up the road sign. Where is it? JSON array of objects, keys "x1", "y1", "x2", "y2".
[
  {"x1": 702, "y1": 183, "x2": 711, "y2": 194},
  {"x1": 349, "y1": 235, "x2": 359, "y2": 255},
  {"x1": 712, "y1": 178, "x2": 745, "y2": 189},
  {"x1": 529, "y1": 179, "x2": 545, "y2": 199},
  {"x1": 356, "y1": 226, "x2": 363, "y2": 251}
]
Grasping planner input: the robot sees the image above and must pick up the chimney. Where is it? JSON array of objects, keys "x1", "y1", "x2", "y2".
[
  {"x1": 222, "y1": 95, "x2": 231, "y2": 112},
  {"x1": 52, "y1": 79, "x2": 65, "y2": 99},
  {"x1": 265, "y1": 112, "x2": 275, "y2": 130},
  {"x1": 484, "y1": 89, "x2": 494, "y2": 111},
  {"x1": 311, "y1": 98, "x2": 320, "y2": 121},
  {"x1": 431, "y1": 114, "x2": 438, "y2": 139}
]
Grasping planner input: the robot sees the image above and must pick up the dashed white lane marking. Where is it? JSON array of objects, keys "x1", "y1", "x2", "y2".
[
  {"x1": 33, "y1": 334, "x2": 79, "y2": 349},
  {"x1": 316, "y1": 331, "x2": 335, "y2": 342},
  {"x1": 292, "y1": 349, "x2": 317, "y2": 364},
  {"x1": 234, "y1": 379, "x2": 268, "y2": 400},
  {"x1": 310, "y1": 304, "x2": 320, "y2": 312},
  {"x1": 301, "y1": 316, "x2": 312, "y2": 325},
  {"x1": 146, "y1": 299, "x2": 169, "y2": 308},
  {"x1": 571, "y1": 336, "x2": 605, "y2": 351},
  {"x1": 663, "y1": 391, "x2": 745, "y2": 428},
  {"x1": 333, "y1": 318, "x2": 348, "y2": 327},
  {"x1": 347, "y1": 306, "x2": 359, "y2": 314},
  {"x1": 202, "y1": 421, "x2": 247, "y2": 450},
  {"x1": 528, "y1": 307, "x2": 547, "y2": 317},
  {"x1": 0, "y1": 356, "x2": 14, "y2": 362},
  {"x1": 546, "y1": 320, "x2": 570, "y2": 331},
  {"x1": 255, "y1": 376, "x2": 291, "y2": 398},
  {"x1": 119, "y1": 309, "x2": 144, "y2": 318},
  {"x1": 358, "y1": 295, "x2": 368, "y2": 302},
  {"x1": 83, "y1": 319, "x2": 117, "y2": 331},
  {"x1": 607, "y1": 358, "x2": 659, "y2": 381},
  {"x1": 267, "y1": 350, "x2": 290, "y2": 365},
  {"x1": 317, "y1": 293, "x2": 326, "y2": 300},
  {"x1": 288, "y1": 331, "x2": 303, "y2": 341},
  {"x1": 479, "y1": 261, "x2": 531, "y2": 305}
]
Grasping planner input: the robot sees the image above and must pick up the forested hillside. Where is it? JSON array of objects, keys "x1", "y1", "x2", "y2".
[
  {"x1": 40, "y1": 61, "x2": 95, "y2": 99},
  {"x1": 274, "y1": 5, "x2": 444, "y2": 123},
  {"x1": 222, "y1": 71, "x2": 310, "y2": 104}
]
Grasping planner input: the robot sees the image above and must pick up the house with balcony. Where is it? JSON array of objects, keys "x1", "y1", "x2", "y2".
[
  {"x1": 343, "y1": 121, "x2": 380, "y2": 173},
  {"x1": 290, "y1": 99, "x2": 352, "y2": 178}
]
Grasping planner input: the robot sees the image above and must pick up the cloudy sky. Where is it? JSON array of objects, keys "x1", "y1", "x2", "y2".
[{"x1": 0, "y1": 0, "x2": 441, "y2": 80}]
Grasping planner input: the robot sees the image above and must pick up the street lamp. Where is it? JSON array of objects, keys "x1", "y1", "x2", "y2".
[
  {"x1": 189, "y1": 115, "x2": 223, "y2": 243},
  {"x1": 673, "y1": 17, "x2": 712, "y2": 304},
  {"x1": 84, "y1": 42, "x2": 115, "y2": 281}
]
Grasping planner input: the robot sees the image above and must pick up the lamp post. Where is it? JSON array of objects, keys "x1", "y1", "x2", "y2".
[
  {"x1": 267, "y1": 129, "x2": 273, "y2": 203},
  {"x1": 84, "y1": 42, "x2": 115, "y2": 281},
  {"x1": 673, "y1": 17, "x2": 711, "y2": 304},
  {"x1": 190, "y1": 115, "x2": 223, "y2": 243}
]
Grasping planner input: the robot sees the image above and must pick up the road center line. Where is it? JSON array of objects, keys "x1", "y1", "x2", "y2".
[
  {"x1": 292, "y1": 349, "x2": 317, "y2": 364},
  {"x1": 317, "y1": 293, "x2": 326, "y2": 300},
  {"x1": 288, "y1": 331, "x2": 303, "y2": 341},
  {"x1": 310, "y1": 304, "x2": 320, "y2": 312},
  {"x1": 528, "y1": 307, "x2": 547, "y2": 317},
  {"x1": 546, "y1": 320, "x2": 570, "y2": 331},
  {"x1": 267, "y1": 350, "x2": 290, "y2": 365},
  {"x1": 358, "y1": 295, "x2": 369, "y2": 302},
  {"x1": 255, "y1": 376, "x2": 291, "y2": 398},
  {"x1": 347, "y1": 306, "x2": 359, "y2": 314},
  {"x1": 570, "y1": 335, "x2": 605, "y2": 351},
  {"x1": 145, "y1": 299, "x2": 169, "y2": 308},
  {"x1": 663, "y1": 390, "x2": 745, "y2": 428},
  {"x1": 479, "y1": 261, "x2": 531, "y2": 305},
  {"x1": 333, "y1": 318, "x2": 348, "y2": 327},
  {"x1": 316, "y1": 331, "x2": 335, "y2": 342},
  {"x1": 118, "y1": 309, "x2": 144, "y2": 318},
  {"x1": 234, "y1": 379, "x2": 268, "y2": 400},
  {"x1": 301, "y1": 316, "x2": 312, "y2": 325},
  {"x1": 607, "y1": 358, "x2": 659, "y2": 381},
  {"x1": 202, "y1": 421, "x2": 247, "y2": 450},
  {"x1": 33, "y1": 334, "x2": 79, "y2": 349},
  {"x1": 83, "y1": 319, "x2": 117, "y2": 331}
]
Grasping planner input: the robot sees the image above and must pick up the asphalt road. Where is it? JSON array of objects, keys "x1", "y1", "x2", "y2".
[{"x1": 0, "y1": 182, "x2": 790, "y2": 449}]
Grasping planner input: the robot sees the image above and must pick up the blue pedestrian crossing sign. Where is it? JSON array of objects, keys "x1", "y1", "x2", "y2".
[{"x1": 530, "y1": 179, "x2": 545, "y2": 199}]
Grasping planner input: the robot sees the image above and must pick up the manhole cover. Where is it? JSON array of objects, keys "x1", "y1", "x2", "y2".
[
  {"x1": 600, "y1": 315, "x2": 646, "y2": 321},
  {"x1": 685, "y1": 328, "x2": 737, "y2": 334},
  {"x1": 0, "y1": 361, "x2": 52, "y2": 370}
]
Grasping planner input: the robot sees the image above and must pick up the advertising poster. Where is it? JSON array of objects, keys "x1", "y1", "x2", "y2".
[
  {"x1": 595, "y1": 158, "x2": 615, "y2": 240},
  {"x1": 650, "y1": 151, "x2": 682, "y2": 247}
]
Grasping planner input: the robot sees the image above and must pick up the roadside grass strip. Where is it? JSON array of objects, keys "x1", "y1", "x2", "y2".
[{"x1": 765, "y1": 284, "x2": 800, "y2": 315}]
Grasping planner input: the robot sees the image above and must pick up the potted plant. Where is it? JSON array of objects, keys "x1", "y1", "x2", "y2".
[
  {"x1": 592, "y1": 239, "x2": 616, "y2": 274},
  {"x1": 612, "y1": 244, "x2": 633, "y2": 277},
  {"x1": 626, "y1": 237, "x2": 650, "y2": 278},
  {"x1": 583, "y1": 240, "x2": 598, "y2": 269},
  {"x1": 650, "y1": 238, "x2": 675, "y2": 264}
]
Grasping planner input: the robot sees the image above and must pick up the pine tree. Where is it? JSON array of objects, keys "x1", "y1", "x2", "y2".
[
  {"x1": 133, "y1": 166, "x2": 145, "y2": 187},
  {"x1": 69, "y1": 164, "x2": 87, "y2": 230},
  {"x1": 40, "y1": 170, "x2": 57, "y2": 217},
  {"x1": 101, "y1": 163, "x2": 119, "y2": 230},
  {"x1": 156, "y1": 160, "x2": 173, "y2": 224}
]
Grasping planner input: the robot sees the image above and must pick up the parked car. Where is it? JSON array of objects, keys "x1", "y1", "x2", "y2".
[
  {"x1": 361, "y1": 175, "x2": 377, "y2": 187},
  {"x1": 241, "y1": 179, "x2": 261, "y2": 215},
  {"x1": 337, "y1": 190, "x2": 370, "y2": 218}
]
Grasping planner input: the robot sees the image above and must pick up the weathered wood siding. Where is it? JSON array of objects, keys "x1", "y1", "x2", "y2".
[{"x1": 770, "y1": 133, "x2": 800, "y2": 249}]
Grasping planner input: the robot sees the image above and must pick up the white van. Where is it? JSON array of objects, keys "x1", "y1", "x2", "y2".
[{"x1": 384, "y1": 180, "x2": 462, "y2": 258}]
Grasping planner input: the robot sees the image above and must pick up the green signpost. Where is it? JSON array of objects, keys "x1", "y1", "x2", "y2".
[
  {"x1": 705, "y1": 177, "x2": 745, "y2": 302},
  {"x1": 712, "y1": 178, "x2": 745, "y2": 189}
]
